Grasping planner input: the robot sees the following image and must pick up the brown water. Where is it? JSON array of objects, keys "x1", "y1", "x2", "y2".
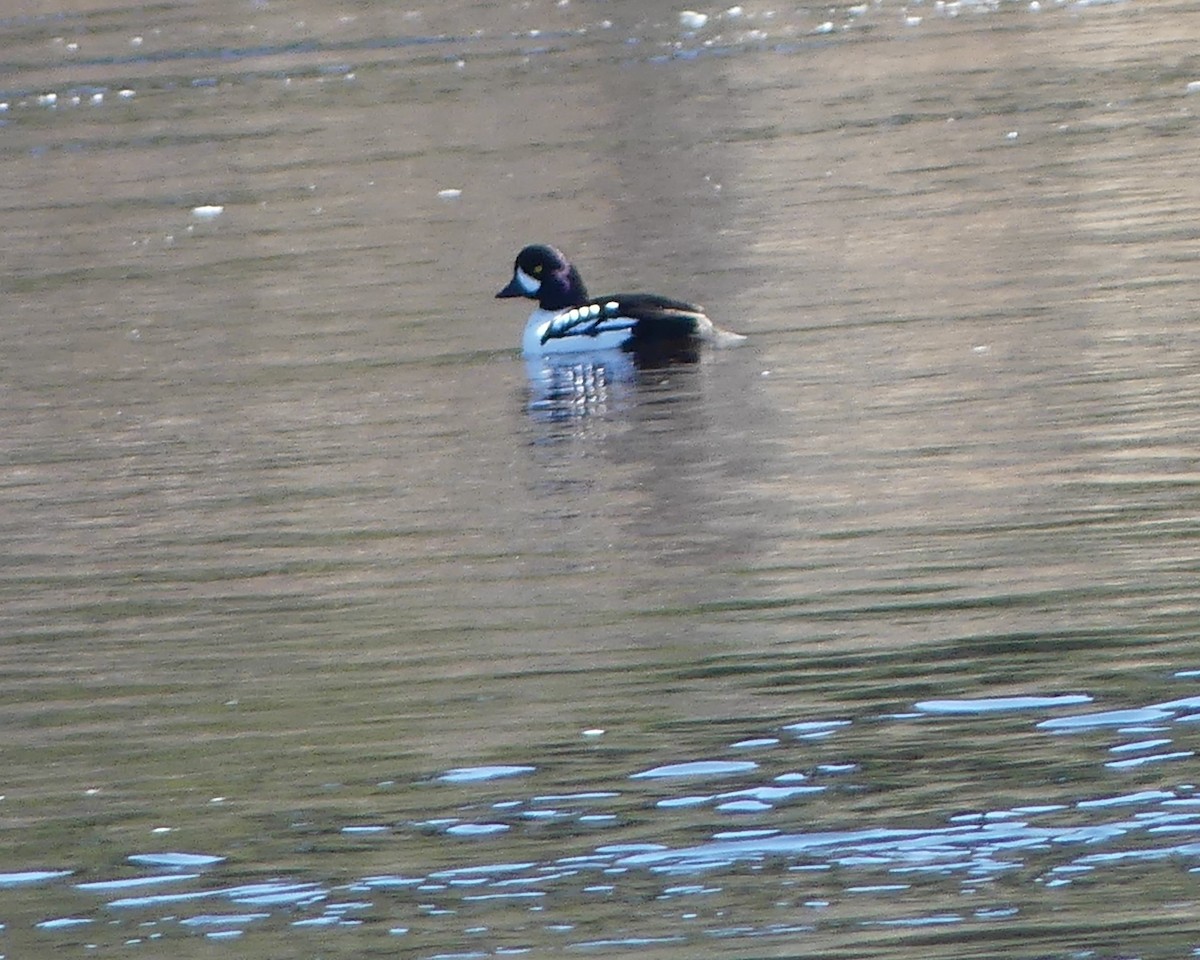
[{"x1": 3, "y1": 0, "x2": 1200, "y2": 956}]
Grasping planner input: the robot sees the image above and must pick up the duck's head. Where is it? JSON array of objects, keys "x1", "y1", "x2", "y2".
[{"x1": 496, "y1": 244, "x2": 588, "y2": 311}]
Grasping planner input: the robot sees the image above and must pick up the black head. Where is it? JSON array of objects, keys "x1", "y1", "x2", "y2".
[{"x1": 495, "y1": 244, "x2": 588, "y2": 311}]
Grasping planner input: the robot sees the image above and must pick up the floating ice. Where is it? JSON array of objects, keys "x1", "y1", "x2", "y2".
[
  {"x1": 109, "y1": 881, "x2": 322, "y2": 910},
  {"x1": 815, "y1": 763, "x2": 858, "y2": 774},
  {"x1": 0, "y1": 870, "x2": 71, "y2": 886},
  {"x1": 1109, "y1": 739, "x2": 1173, "y2": 754},
  {"x1": 446, "y1": 823, "x2": 511, "y2": 836},
  {"x1": 657, "y1": 795, "x2": 712, "y2": 808},
  {"x1": 182, "y1": 913, "x2": 269, "y2": 927},
  {"x1": 847, "y1": 883, "x2": 910, "y2": 893},
  {"x1": 427, "y1": 862, "x2": 536, "y2": 880},
  {"x1": 1037, "y1": 708, "x2": 1174, "y2": 731},
  {"x1": 575, "y1": 935, "x2": 686, "y2": 949},
  {"x1": 1151, "y1": 695, "x2": 1200, "y2": 711},
  {"x1": 716, "y1": 785, "x2": 823, "y2": 805},
  {"x1": 870, "y1": 914, "x2": 962, "y2": 928},
  {"x1": 437, "y1": 188, "x2": 462, "y2": 200},
  {"x1": 127, "y1": 852, "x2": 225, "y2": 868},
  {"x1": 438, "y1": 765, "x2": 535, "y2": 783},
  {"x1": 679, "y1": 10, "x2": 708, "y2": 29},
  {"x1": 631, "y1": 760, "x2": 758, "y2": 779},
  {"x1": 594, "y1": 843, "x2": 667, "y2": 856},
  {"x1": 1105, "y1": 751, "x2": 1195, "y2": 771},
  {"x1": 235, "y1": 883, "x2": 326, "y2": 907},
  {"x1": 76, "y1": 874, "x2": 199, "y2": 892},
  {"x1": 716, "y1": 799, "x2": 772, "y2": 813},
  {"x1": 916, "y1": 694, "x2": 1092, "y2": 714},
  {"x1": 360, "y1": 875, "x2": 423, "y2": 888},
  {"x1": 36, "y1": 917, "x2": 92, "y2": 930},
  {"x1": 782, "y1": 719, "x2": 850, "y2": 738},
  {"x1": 713, "y1": 829, "x2": 779, "y2": 841},
  {"x1": 190, "y1": 205, "x2": 224, "y2": 219},
  {"x1": 1076, "y1": 790, "x2": 1176, "y2": 809}
]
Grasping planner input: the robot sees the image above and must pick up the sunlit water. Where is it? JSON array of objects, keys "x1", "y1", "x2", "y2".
[{"x1": 3, "y1": 0, "x2": 1200, "y2": 957}]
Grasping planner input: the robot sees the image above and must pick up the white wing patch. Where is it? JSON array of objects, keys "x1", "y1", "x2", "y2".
[{"x1": 542, "y1": 301, "x2": 633, "y2": 344}]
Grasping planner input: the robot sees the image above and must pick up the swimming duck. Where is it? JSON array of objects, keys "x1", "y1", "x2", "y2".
[{"x1": 496, "y1": 244, "x2": 745, "y2": 357}]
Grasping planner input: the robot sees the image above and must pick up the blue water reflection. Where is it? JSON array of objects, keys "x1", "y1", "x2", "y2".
[{"x1": 8, "y1": 685, "x2": 1192, "y2": 952}]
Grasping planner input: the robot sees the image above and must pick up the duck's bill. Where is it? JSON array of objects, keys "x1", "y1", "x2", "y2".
[{"x1": 496, "y1": 277, "x2": 526, "y2": 298}]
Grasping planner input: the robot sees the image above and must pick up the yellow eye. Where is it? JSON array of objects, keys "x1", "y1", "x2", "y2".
[{"x1": 532, "y1": 264, "x2": 543, "y2": 275}]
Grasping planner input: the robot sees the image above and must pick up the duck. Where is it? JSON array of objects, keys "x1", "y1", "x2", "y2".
[{"x1": 496, "y1": 244, "x2": 745, "y2": 358}]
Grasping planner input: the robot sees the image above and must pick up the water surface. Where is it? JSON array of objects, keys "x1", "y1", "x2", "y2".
[{"x1": 3, "y1": 0, "x2": 1200, "y2": 957}]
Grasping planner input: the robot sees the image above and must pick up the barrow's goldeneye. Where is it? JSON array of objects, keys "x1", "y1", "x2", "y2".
[{"x1": 496, "y1": 244, "x2": 745, "y2": 358}]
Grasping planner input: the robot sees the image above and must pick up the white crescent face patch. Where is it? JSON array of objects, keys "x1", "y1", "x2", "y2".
[{"x1": 515, "y1": 266, "x2": 541, "y2": 294}]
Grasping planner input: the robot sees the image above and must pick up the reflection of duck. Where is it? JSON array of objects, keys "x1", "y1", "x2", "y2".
[
  {"x1": 524, "y1": 351, "x2": 636, "y2": 421},
  {"x1": 496, "y1": 244, "x2": 746, "y2": 359}
]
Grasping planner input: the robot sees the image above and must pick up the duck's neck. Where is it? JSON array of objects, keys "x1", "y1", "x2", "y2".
[{"x1": 538, "y1": 263, "x2": 588, "y2": 310}]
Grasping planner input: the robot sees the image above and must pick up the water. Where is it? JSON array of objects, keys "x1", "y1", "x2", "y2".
[{"x1": 3, "y1": 0, "x2": 1200, "y2": 956}]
